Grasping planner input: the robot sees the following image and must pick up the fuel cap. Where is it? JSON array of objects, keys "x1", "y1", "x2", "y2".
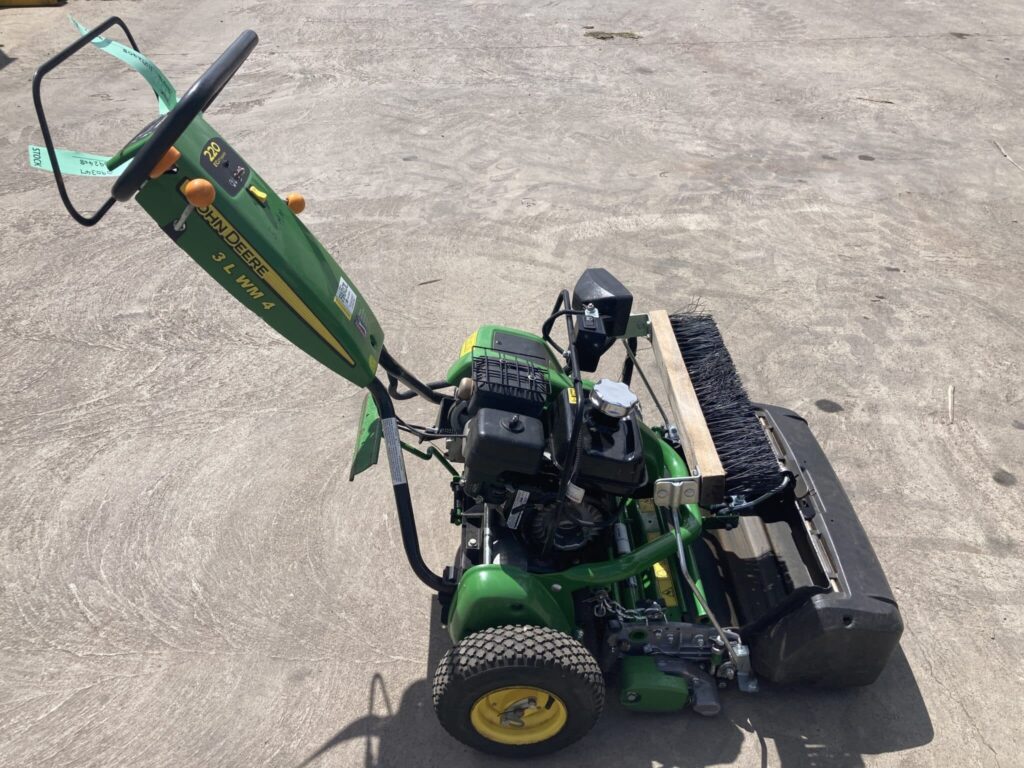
[{"x1": 590, "y1": 379, "x2": 638, "y2": 419}]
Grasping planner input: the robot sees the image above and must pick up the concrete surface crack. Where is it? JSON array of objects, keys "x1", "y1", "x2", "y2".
[{"x1": 992, "y1": 140, "x2": 1024, "y2": 172}]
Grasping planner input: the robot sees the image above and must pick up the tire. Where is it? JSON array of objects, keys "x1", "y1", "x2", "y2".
[{"x1": 432, "y1": 624, "x2": 604, "y2": 757}]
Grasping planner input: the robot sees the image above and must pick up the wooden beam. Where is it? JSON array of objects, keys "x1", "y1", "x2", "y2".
[{"x1": 648, "y1": 309, "x2": 725, "y2": 506}]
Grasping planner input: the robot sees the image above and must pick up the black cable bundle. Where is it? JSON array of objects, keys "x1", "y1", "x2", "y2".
[{"x1": 669, "y1": 310, "x2": 783, "y2": 502}]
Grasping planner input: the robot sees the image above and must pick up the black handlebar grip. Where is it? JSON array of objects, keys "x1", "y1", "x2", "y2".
[{"x1": 110, "y1": 30, "x2": 259, "y2": 202}]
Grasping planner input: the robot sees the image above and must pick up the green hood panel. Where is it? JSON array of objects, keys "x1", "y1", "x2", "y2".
[
  {"x1": 445, "y1": 325, "x2": 570, "y2": 389},
  {"x1": 447, "y1": 565, "x2": 573, "y2": 643}
]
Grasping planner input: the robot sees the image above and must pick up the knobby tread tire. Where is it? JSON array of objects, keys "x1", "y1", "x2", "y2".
[{"x1": 432, "y1": 624, "x2": 604, "y2": 757}]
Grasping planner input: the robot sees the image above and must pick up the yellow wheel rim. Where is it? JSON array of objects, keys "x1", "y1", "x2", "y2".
[{"x1": 469, "y1": 686, "x2": 568, "y2": 745}]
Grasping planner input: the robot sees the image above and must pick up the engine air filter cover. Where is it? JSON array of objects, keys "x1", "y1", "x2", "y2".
[
  {"x1": 469, "y1": 356, "x2": 549, "y2": 418},
  {"x1": 590, "y1": 379, "x2": 638, "y2": 419}
]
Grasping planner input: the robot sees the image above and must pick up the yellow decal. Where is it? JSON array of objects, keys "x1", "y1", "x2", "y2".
[
  {"x1": 202, "y1": 140, "x2": 223, "y2": 165},
  {"x1": 460, "y1": 331, "x2": 478, "y2": 357},
  {"x1": 651, "y1": 559, "x2": 679, "y2": 607},
  {"x1": 186, "y1": 181, "x2": 355, "y2": 366},
  {"x1": 567, "y1": 387, "x2": 578, "y2": 405},
  {"x1": 646, "y1": 528, "x2": 679, "y2": 608}
]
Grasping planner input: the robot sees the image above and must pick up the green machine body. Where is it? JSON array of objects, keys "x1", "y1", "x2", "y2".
[{"x1": 135, "y1": 117, "x2": 383, "y2": 387}]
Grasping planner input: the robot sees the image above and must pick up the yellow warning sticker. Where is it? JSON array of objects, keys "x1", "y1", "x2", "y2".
[
  {"x1": 652, "y1": 560, "x2": 679, "y2": 607},
  {"x1": 460, "y1": 331, "x2": 478, "y2": 357},
  {"x1": 567, "y1": 387, "x2": 578, "y2": 404}
]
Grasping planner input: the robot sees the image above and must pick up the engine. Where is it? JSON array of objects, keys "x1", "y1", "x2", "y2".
[{"x1": 443, "y1": 299, "x2": 647, "y2": 569}]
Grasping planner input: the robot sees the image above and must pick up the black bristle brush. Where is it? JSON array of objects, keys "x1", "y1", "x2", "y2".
[{"x1": 669, "y1": 310, "x2": 784, "y2": 503}]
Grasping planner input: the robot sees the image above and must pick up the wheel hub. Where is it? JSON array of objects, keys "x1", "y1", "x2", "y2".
[{"x1": 470, "y1": 686, "x2": 567, "y2": 745}]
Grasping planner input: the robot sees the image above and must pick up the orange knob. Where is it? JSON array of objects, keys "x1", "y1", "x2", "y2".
[
  {"x1": 285, "y1": 192, "x2": 305, "y2": 214},
  {"x1": 184, "y1": 179, "x2": 216, "y2": 208},
  {"x1": 149, "y1": 146, "x2": 181, "y2": 179}
]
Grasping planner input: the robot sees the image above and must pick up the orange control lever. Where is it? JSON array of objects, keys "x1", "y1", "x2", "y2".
[
  {"x1": 285, "y1": 192, "x2": 305, "y2": 214},
  {"x1": 184, "y1": 179, "x2": 216, "y2": 207},
  {"x1": 149, "y1": 146, "x2": 181, "y2": 179}
]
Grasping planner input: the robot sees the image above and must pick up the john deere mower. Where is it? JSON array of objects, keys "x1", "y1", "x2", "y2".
[{"x1": 31, "y1": 20, "x2": 903, "y2": 756}]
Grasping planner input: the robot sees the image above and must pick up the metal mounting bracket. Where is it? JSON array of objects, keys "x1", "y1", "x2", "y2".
[{"x1": 653, "y1": 475, "x2": 701, "y2": 508}]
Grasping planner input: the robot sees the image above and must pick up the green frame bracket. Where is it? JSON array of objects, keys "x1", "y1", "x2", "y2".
[
  {"x1": 619, "y1": 656, "x2": 691, "y2": 712},
  {"x1": 349, "y1": 392, "x2": 382, "y2": 481}
]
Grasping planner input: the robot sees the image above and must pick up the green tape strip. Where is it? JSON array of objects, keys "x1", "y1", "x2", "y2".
[
  {"x1": 28, "y1": 145, "x2": 126, "y2": 176},
  {"x1": 68, "y1": 15, "x2": 177, "y2": 114},
  {"x1": 27, "y1": 17, "x2": 177, "y2": 178}
]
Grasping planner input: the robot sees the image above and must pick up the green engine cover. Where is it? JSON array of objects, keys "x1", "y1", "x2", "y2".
[
  {"x1": 134, "y1": 116, "x2": 382, "y2": 387},
  {"x1": 445, "y1": 324, "x2": 570, "y2": 388}
]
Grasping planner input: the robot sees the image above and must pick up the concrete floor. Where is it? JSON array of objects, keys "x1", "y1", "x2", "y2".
[{"x1": 1, "y1": 0, "x2": 1022, "y2": 765}]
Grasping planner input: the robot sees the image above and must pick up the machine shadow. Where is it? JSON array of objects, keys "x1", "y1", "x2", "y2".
[
  {"x1": 0, "y1": 46, "x2": 15, "y2": 73},
  {"x1": 297, "y1": 598, "x2": 932, "y2": 768}
]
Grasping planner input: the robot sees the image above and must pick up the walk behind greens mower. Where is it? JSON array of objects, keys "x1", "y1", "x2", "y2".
[{"x1": 32, "y1": 19, "x2": 903, "y2": 756}]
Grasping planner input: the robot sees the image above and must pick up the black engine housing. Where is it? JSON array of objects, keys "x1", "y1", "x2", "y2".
[{"x1": 550, "y1": 389, "x2": 647, "y2": 496}]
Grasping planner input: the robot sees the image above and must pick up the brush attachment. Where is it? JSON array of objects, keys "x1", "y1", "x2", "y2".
[{"x1": 669, "y1": 310, "x2": 783, "y2": 502}]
